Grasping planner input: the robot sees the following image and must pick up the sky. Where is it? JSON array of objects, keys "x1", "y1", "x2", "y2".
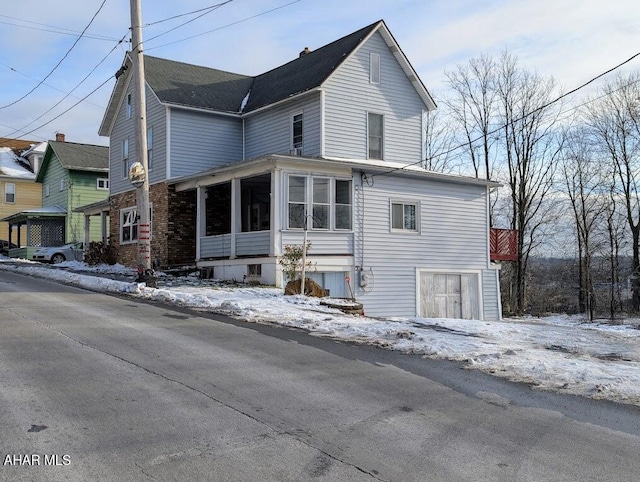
[
  {"x1": 1, "y1": 0, "x2": 639, "y2": 147},
  {"x1": 1, "y1": 256, "x2": 640, "y2": 408}
]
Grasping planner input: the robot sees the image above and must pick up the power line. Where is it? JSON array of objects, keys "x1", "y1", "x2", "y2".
[
  {"x1": 146, "y1": 0, "x2": 302, "y2": 51},
  {"x1": 1, "y1": 34, "x2": 128, "y2": 140},
  {"x1": 144, "y1": 1, "x2": 234, "y2": 27},
  {"x1": 371, "y1": 49, "x2": 640, "y2": 180},
  {"x1": 0, "y1": 16, "x2": 120, "y2": 42},
  {"x1": 0, "y1": 0, "x2": 108, "y2": 111}
]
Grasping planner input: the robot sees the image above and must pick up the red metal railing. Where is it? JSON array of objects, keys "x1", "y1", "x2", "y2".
[{"x1": 490, "y1": 228, "x2": 518, "y2": 261}]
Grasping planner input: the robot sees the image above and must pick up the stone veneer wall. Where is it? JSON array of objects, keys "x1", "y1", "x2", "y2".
[{"x1": 109, "y1": 183, "x2": 196, "y2": 269}]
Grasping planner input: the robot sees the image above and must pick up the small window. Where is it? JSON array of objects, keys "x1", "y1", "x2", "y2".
[
  {"x1": 391, "y1": 202, "x2": 418, "y2": 231},
  {"x1": 121, "y1": 207, "x2": 138, "y2": 243},
  {"x1": 122, "y1": 138, "x2": 129, "y2": 179},
  {"x1": 4, "y1": 182, "x2": 15, "y2": 203},
  {"x1": 370, "y1": 53, "x2": 380, "y2": 84},
  {"x1": 147, "y1": 127, "x2": 153, "y2": 170},
  {"x1": 292, "y1": 113, "x2": 303, "y2": 153},
  {"x1": 59, "y1": 179, "x2": 65, "y2": 192},
  {"x1": 126, "y1": 93, "x2": 132, "y2": 119},
  {"x1": 247, "y1": 264, "x2": 262, "y2": 276},
  {"x1": 368, "y1": 113, "x2": 383, "y2": 160},
  {"x1": 44, "y1": 184, "x2": 50, "y2": 197},
  {"x1": 97, "y1": 178, "x2": 109, "y2": 190}
]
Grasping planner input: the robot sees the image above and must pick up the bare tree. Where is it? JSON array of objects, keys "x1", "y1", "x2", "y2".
[
  {"x1": 584, "y1": 73, "x2": 640, "y2": 311},
  {"x1": 560, "y1": 126, "x2": 608, "y2": 320},
  {"x1": 444, "y1": 54, "x2": 498, "y2": 180},
  {"x1": 496, "y1": 52, "x2": 564, "y2": 315},
  {"x1": 422, "y1": 108, "x2": 458, "y2": 173}
]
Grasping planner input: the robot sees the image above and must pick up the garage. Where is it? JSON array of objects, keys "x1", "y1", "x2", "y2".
[{"x1": 420, "y1": 272, "x2": 480, "y2": 320}]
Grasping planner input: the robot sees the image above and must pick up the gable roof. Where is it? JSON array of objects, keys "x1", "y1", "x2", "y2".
[
  {"x1": 36, "y1": 141, "x2": 109, "y2": 182},
  {"x1": 99, "y1": 20, "x2": 435, "y2": 135}
]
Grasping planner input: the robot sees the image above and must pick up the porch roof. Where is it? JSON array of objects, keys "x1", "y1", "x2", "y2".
[
  {"x1": 172, "y1": 154, "x2": 502, "y2": 192},
  {"x1": 73, "y1": 198, "x2": 110, "y2": 216},
  {"x1": 0, "y1": 205, "x2": 67, "y2": 224}
]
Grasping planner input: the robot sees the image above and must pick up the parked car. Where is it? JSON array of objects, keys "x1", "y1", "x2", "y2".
[
  {"x1": 0, "y1": 239, "x2": 17, "y2": 256},
  {"x1": 32, "y1": 242, "x2": 84, "y2": 264}
]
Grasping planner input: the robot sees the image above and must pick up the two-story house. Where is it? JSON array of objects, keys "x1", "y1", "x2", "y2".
[
  {"x1": 3, "y1": 134, "x2": 109, "y2": 257},
  {"x1": 99, "y1": 20, "x2": 504, "y2": 320}
]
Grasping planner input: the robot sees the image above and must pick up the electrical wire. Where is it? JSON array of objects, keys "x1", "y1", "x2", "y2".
[
  {"x1": 0, "y1": 0, "x2": 108, "y2": 111},
  {"x1": 144, "y1": 1, "x2": 234, "y2": 27},
  {"x1": 0, "y1": 16, "x2": 120, "y2": 41},
  {"x1": 371, "y1": 49, "x2": 640, "y2": 180}
]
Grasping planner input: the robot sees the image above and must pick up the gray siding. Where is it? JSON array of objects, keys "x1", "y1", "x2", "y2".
[
  {"x1": 169, "y1": 109, "x2": 242, "y2": 178},
  {"x1": 200, "y1": 234, "x2": 232, "y2": 259},
  {"x1": 244, "y1": 93, "x2": 321, "y2": 159},
  {"x1": 281, "y1": 231, "x2": 353, "y2": 255},
  {"x1": 354, "y1": 174, "x2": 500, "y2": 319},
  {"x1": 323, "y1": 31, "x2": 425, "y2": 162},
  {"x1": 109, "y1": 81, "x2": 167, "y2": 195},
  {"x1": 236, "y1": 232, "x2": 270, "y2": 256}
]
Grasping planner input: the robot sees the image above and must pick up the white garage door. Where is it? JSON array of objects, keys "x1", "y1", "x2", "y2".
[{"x1": 420, "y1": 272, "x2": 479, "y2": 320}]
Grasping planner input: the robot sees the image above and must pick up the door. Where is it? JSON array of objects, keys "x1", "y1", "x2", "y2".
[{"x1": 420, "y1": 272, "x2": 479, "y2": 319}]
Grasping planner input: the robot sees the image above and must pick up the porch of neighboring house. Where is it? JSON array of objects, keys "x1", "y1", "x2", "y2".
[
  {"x1": 73, "y1": 198, "x2": 110, "y2": 248},
  {"x1": 0, "y1": 206, "x2": 67, "y2": 259},
  {"x1": 490, "y1": 228, "x2": 518, "y2": 262}
]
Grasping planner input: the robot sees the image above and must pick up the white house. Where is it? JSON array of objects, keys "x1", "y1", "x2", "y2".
[{"x1": 98, "y1": 20, "x2": 508, "y2": 320}]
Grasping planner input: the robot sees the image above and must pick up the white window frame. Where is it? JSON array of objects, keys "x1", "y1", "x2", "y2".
[
  {"x1": 147, "y1": 126, "x2": 153, "y2": 170},
  {"x1": 126, "y1": 93, "x2": 132, "y2": 119},
  {"x1": 4, "y1": 182, "x2": 15, "y2": 203},
  {"x1": 122, "y1": 138, "x2": 129, "y2": 179},
  {"x1": 367, "y1": 112, "x2": 384, "y2": 160},
  {"x1": 370, "y1": 53, "x2": 381, "y2": 84},
  {"x1": 97, "y1": 178, "x2": 109, "y2": 190},
  {"x1": 59, "y1": 178, "x2": 65, "y2": 192},
  {"x1": 291, "y1": 112, "x2": 303, "y2": 154},
  {"x1": 390, "y1": 200, "x2": 420, "y2": 233},
  {"x1": 286, "y1": 174, "x2": 353, "y2": 231},
  {"x1": 44, "y1": 184, "x2": 50, "y2": 197},
  {"x1": 120, "y1": 204, "x2": 153, "y2": 245}
]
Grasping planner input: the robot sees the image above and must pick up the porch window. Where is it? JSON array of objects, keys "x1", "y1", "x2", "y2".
[
  {"x1": 312, "y1": 178, "x2": 329, "y2": 229},
  {"x1": 205, "y1": 182, "x2": 231, "y2": 236},
  {"x1": 4, "y1": 182, "x2": 15, "y2": 203},
  {"x1": 287, "y1": 175, "x2": 352, "y2": 230},
  {"x1": 368, "y1": 112, "x2": 383, "y2": 160},
  {"x1": 288, "y1": 176, "x2": 306, "y2": 229},
  {"x1": 292, "y1": 113, "x2": 303, "y2": 154},
  {"x1": 391, "y1": 201, "x2": 418, "y2": 231},
  {"x1": 241, "y1": 174, "x2": 271, "y2": 232},
  {"x1": 122, "y1": 138, "x2": 129, "y2": 179}
]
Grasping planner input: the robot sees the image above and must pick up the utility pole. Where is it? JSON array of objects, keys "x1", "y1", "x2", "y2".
[{"x1": 129, "y1": 0, "x2": 156, "y2": 287}]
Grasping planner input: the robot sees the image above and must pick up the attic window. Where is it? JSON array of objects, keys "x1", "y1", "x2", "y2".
[
  {"x1": 126, "y1": 93, "x2": 132, "y2": 119},
  {"x1": 370, "y1": 53, "x2": 380, "y2": 84}
]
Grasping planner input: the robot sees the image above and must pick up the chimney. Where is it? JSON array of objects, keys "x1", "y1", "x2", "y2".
[
  {"x1": 55, "y1": 132, "x2": 65, "y2": 142},
  {"x1": 299, "y1": 47, "x2": 311, "y2": 58}
]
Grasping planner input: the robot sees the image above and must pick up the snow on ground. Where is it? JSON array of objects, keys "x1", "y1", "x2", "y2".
[{"x1": 2, "y1": 257, "x2": 640, "y2": 407}]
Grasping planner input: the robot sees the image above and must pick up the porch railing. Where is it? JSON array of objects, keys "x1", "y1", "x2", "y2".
[{"x1": 490, "y1": 228, "x2": 518, "y2": 261}]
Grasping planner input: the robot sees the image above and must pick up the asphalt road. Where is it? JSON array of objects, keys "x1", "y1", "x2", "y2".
[{"x1": 1, "y1": 269, "x2": 640, "y2": 481}]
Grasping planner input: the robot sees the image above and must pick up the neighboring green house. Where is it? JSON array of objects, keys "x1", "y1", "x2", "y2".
[
  {"x1": 35, "y1": 135, "x2": 109, "y2": 244},
  {"x1": 2, "y1": 134, "x2": 109, "y2": 258}
]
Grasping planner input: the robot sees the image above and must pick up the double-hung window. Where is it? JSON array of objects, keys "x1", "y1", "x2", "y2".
[
  {"x1": 4, "y1": 182, "x2": 15, "y2": 203},
  {"x1": 292, "y1": 113, "x2": 303, "y2": 154},
  {"x1": 122, "y1": 138, "x2": 129, "y2": 179},
  {"x1": 126, "y1": 93, "x2": 132, "y2": 119},
  {"x1": 368, "y1": 113, "x2": 383, "y2": 160},
  {"x1": 147, "y1": 127, "x2": 153, "y2": 170},
  {"x1": 287, "y1": 175, "x2": 352, "y2": 231},
  {"x1": 121, "y1": 207, "x2": 138, "y2": 243},
  {"x1": 391, "y1": 201, "x2": 418, "y2": 232}
]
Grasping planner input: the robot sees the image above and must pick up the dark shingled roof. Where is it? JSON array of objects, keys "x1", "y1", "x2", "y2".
[
  {"x1": 37, "y1": 141, "x2": 108, "y2": 182},
  {"x1": 143, "y1": 21, "x2": 380, "y2": 114},
  {"x1": 144, "y1": 56, "x2": 253, "y2": 113},
  {"x1": 244, "y1": 21, "x2": 380, "y2": 112}
]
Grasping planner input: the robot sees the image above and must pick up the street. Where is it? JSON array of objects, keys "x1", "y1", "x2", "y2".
[{"x1": 1, "y1": 270, "x2": 640, "y2": 482}]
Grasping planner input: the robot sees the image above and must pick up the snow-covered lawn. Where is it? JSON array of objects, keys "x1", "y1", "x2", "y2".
[{"x1": 2, "y1": 257, "x2": 640, "y2": 407}]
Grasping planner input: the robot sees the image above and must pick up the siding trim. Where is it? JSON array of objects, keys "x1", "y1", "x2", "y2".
[
  {"x1": 166, "y1": 107, "x2": 171, "y2": 180},
  {"x1": 320, "y1": 89, "x2": 325, "y2": 157}
]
